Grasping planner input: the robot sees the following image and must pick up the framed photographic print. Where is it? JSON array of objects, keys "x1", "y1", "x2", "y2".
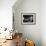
[{"x1": 21, "y1": 13, "x2": 36, "y2": 25}]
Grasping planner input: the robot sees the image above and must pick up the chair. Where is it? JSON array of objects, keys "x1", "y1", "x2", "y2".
[
  {"x1": 15, "y1": 33, "x2": 23, "y2": 46},
  {"x1": 25, "y1": 40, "x2": 35, "y2": 46}
]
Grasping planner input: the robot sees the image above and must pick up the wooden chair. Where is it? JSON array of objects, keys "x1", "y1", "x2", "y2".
[
  {"x1": 25, "y1": 40, "x2": 35, "y2": 46},
  {"x1": 15, "y1": 33, "x2": 23, "y2": 46}
]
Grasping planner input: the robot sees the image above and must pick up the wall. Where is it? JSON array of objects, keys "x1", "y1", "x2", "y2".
[
  {"x1": 41, "y1": 0, "x2": 46, "y2": 46},
  {"x1": 0, "y1": 0, "x2": 16, "y2": 30},
  {"x1": 13, "y1": 0, "x2": 41, "y2": 46}
]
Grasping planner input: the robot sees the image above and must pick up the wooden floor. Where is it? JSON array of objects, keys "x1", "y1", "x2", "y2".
[
  {"x1": 0, "y1": 33, "x2": 23, "y2": 46},
  {"x1": 0, "y1": 39, "x2": 16, "y2": 46}
]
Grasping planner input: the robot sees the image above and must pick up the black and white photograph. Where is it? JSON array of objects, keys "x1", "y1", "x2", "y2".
[{"x1": 21, "y1": 13, "x2": 36, "y2": 25}]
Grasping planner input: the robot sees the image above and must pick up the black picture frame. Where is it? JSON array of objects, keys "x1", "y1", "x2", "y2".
[{"x1": 21, "y1": 13, "x2": 36, "y2": 25}]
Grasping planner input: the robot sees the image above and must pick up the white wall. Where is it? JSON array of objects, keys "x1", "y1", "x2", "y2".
[
  {"x1": 13, "y1": 0, "x2": 46, "y2": 46},
  {"x1": 0, "y1": 0, "x2": 16, "y2": 29},
  {"x1": 41, "y1": 0, "x2": 46, "y2": 46},
  {"x1": 13, "y1": 0, "x2": 41, "y2": 46}
]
